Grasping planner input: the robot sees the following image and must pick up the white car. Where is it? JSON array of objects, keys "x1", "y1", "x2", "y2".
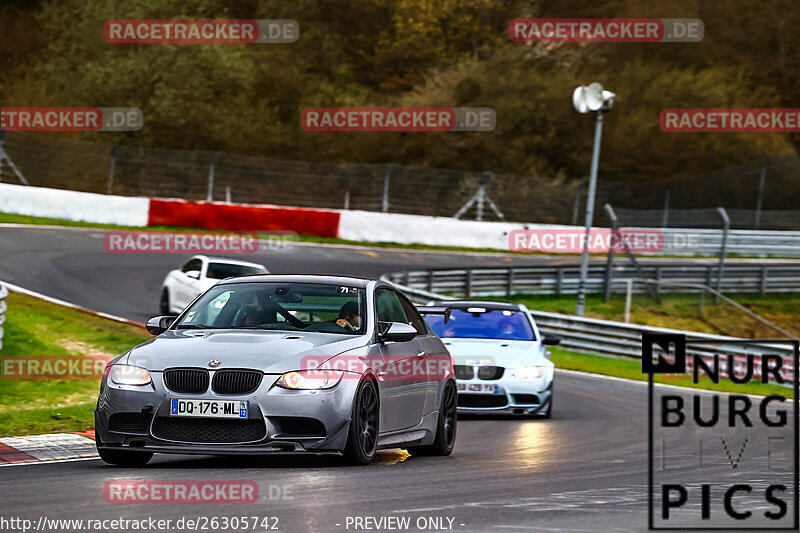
[
  {"x1": 159, "y1": 255, "x2": 268, "y2": 314},
  {"x1": 421, "y1": 300, "x2": 559, "y2": 417}
]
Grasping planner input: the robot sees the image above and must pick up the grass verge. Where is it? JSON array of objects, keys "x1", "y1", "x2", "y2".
[
  {"x1": 502, "y1": 292, "x2": 800, "y2": 339},
  {"x1": 550, "y1": 347, "x2": 794, "y2": 398},
  {"x1": 0, "y1": 291, "x2": 150, "y2": 437}
]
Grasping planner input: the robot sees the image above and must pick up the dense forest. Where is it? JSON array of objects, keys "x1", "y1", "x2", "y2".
[{"x1": 1, "y1": 0, "x2": 798, "y2": 184}]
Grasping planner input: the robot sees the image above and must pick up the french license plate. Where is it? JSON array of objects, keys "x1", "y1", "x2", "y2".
[
  {"x1": 170, "y1": 399, "x2": 248, "y2": 419},
  {"x1": 457, "y1": 382, "x2": 500, "y2": 394}
]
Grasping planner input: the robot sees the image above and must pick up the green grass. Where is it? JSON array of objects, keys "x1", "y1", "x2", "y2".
[
  {"x1": 501, "y1": 292, "x2": 800, "y2": 339},
  {"x1": 550, "y1": 347, "x2": 794, "y2": 398},
  {"x1": 0, "y1": 291, "x2": 150, "y2": 437}
]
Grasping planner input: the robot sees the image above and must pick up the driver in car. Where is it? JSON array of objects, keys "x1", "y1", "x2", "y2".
[{"x1": 335, "y1": 301, "x2": 361, "y2": 331}]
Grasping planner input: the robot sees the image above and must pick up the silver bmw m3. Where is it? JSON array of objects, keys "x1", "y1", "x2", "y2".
[{"x1": 95, "y1": 275, "x2": 457, "y2": 466}]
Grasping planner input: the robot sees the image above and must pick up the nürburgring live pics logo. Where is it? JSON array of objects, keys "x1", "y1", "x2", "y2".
[{"x1": 643, "y1": 332, "x2": 798, "y2": 530}]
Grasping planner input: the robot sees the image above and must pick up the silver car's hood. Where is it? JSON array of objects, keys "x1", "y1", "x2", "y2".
[
  {"x1": 441, "y1": 338, "x2": 547, "y2": 367},
  {"x1": 124, "y1": 329, "x2": 367, "y2": 373}
]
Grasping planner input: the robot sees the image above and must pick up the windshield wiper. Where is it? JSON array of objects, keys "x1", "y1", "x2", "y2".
[{"x1": 175, "y1": 323, "x2": 216, "y2": 330}]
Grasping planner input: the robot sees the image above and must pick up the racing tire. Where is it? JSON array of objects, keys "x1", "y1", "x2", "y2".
[
  {"x1": 342, "y1": 378, "x2": 379, "y2": 465},
  {"x1": 408, "y1": 380, "x2": 457, "y2": 457},
  {"x1": 159, "y1": 288, "x2": 170, "y2": 315}
]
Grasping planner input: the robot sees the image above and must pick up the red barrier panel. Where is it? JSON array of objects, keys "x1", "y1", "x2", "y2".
[{"x1": 148, "y1": 199, "x2": 340, "y2": 238}]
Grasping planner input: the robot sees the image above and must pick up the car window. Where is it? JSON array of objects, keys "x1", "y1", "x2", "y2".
[
  {"x1": 175, "y1": 282, "x2": 366, "y2": 335},
  {"x1": 375, "y1": 289, "x2": 408, "y2": 324},
  {"x1": 206, "y1": 262, "x2": 267, "y2": 280},
  {"x1": 181, "y1": 258, "x2": 203, "y2": 273},
  {"x1": 398, "y1": 295, "x2": 427, "y2": 334},
  {"x1": 424, "y1": 308, "x2": 535, "y2": 341}
]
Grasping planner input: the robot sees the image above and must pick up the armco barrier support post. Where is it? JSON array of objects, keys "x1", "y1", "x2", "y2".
[
  {"x1": 715, "y1": 207, "x2": 730, "y2": 304},
  {"x1": 465, "y1": 269, "x2": 473, "y2": 298},
  {"x1": 624, "y1": 278, "x2": 632, "y2": 323},
  {"x1": 661, "y1": 189, "x2": 670, "y2": 227},
  {"x1": 603, "y1": 203, "x2": 617, "y2": 303},
  {"x1": 507, "y1": 268, "x2": 515, "y2": 297},
  {"x1": 760, "y1": 266, "x2": 768, "y2": 296},
  {"x1": 207, "y1": 151, "x2": 220, "y2": 202}
]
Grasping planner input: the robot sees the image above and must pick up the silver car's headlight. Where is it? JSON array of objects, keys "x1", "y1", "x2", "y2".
[
  {"x1": 513, "y1": 365, "x2": 544, "y2": 380},
  {"x1": 276, "y1": 370, "x2": 344, "y2": 390},
  {"x1": 110, "y1": 365, "x2": 152, "y2": 386}
]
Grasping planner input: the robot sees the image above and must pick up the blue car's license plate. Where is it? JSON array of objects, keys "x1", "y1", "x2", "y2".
[
  {"x1": 457, "y1": 382, "x2": 500, "y2": 394},
  {"x1": 170, "y1": 399, "x2": 248, "y2": 418}
]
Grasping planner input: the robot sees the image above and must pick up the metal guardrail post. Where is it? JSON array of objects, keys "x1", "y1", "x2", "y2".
[
  {"x1": 571, "y1": 178, "x2": 587, "y2": 226},
  {"x1": 207, "y1": 151, "x2": 221, "y2": 202},
  {"x1": 754, "y1": 166, "x2": 766, "y2": 229},
  {"x1": 506, "y1": 268, "x2": 515, "y2": 297},
  {"x1": 107, "y1": 144, "x2": 118, "y2": 194},
  {"x1": 624, "y1": 278, "x2": 633, "y2": 323},
  {"x1": 465, "y1": 269, "x2": 473, "y2": 298},
  {"x1": 661, "y1": 189, "x2": 670, "y2": 227},
  {"x1": 715, "y1": 207, "x2": 730, "y2": 304},
  {"x1": 556, "y1": 267, "x2": 563, "y2": 295},
  {"x1": 382, "y1": 164, "x2": 394, "y2": 213},
  {"x1": 603, "y1": 203, "x2": 617, "y2": 303},
  {"x1": 760, "y1": 266, "x2": 768, "y2": 296},
  {"x1": 427, "y1": 270, "x2": 434, "y2": 293}
]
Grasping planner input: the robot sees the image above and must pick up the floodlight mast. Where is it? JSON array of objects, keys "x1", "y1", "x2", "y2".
[{"x1": 572, "y1": 83, "x2": 615, "y2": 317}]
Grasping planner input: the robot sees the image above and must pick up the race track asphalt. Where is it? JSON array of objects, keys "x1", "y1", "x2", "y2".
[{"x1": 0, "y1": 224, "x2": 793, "y2": 532}]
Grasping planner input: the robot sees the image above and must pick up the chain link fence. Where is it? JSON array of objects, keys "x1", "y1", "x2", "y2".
[{"x1": 0, "y1": 132, "x2": 798, "y2": 227}]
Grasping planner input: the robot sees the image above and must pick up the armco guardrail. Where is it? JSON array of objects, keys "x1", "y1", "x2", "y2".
[
  {"x1": 0, "y1": 283, "x2": 7, "y2": 351},
  {"x1": 385, "y1": 262, "x2": 800, "y2": 297},
  {"x1": 387, "y1": 280, "x2": 797, "y2": 383}
]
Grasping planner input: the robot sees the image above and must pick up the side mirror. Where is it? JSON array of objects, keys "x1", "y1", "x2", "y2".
[
  {"x1": 146, "y1": 315, "x2": 177, "y2": 335},
  {"x1": 379, "y1": 322, "x2": 418, "y2": 343},
  {"x1": 542, "y1": 334, "x2": 561, "y2": 346},
  {"x1": 185, "y1": 270, "x2": 201, "y2": 280}
]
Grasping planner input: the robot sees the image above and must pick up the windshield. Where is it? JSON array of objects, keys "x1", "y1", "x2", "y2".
[
  {"x1": 174, "y1": 282, "x2": 366, "y2": 334},
  {"x1": 206, "y1": 262, "x2": 267, "y2": 280},
  {"x1": 424, "y1": 308, "x2": 535, "y2": 341}
]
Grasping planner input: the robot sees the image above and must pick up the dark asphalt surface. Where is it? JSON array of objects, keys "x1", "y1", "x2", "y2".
[{"x1": 0, "y1": 224, "x2": 794, "y2": 532}]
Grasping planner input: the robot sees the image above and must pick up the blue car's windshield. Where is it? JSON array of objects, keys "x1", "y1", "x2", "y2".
[{"x1": 424, "y1": 308, "x2": 535, "y2": 341}]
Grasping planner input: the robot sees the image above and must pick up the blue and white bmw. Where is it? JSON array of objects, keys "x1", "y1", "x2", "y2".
[{"x1": 421, "y1": 301, "x2": 559, "y2": 417}]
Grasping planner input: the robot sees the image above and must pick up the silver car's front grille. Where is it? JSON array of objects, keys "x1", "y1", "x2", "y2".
[
  {"x1": 163, "y1": 368, "x2": 209, "y2": 393},
  {"x1": 152, "y1": 417, "x2": 266, "y2": 443},
  {"x1": 211, "y1": 370, "x2": 263, "y2": 395}
]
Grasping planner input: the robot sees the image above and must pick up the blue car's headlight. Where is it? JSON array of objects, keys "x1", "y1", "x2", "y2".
[
  {"x1": 276, "y1": 370, "x2": 344, "y2": 390},
  {"x1": 110, "y1": 365, "x2": 152, "y2": 386}
]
